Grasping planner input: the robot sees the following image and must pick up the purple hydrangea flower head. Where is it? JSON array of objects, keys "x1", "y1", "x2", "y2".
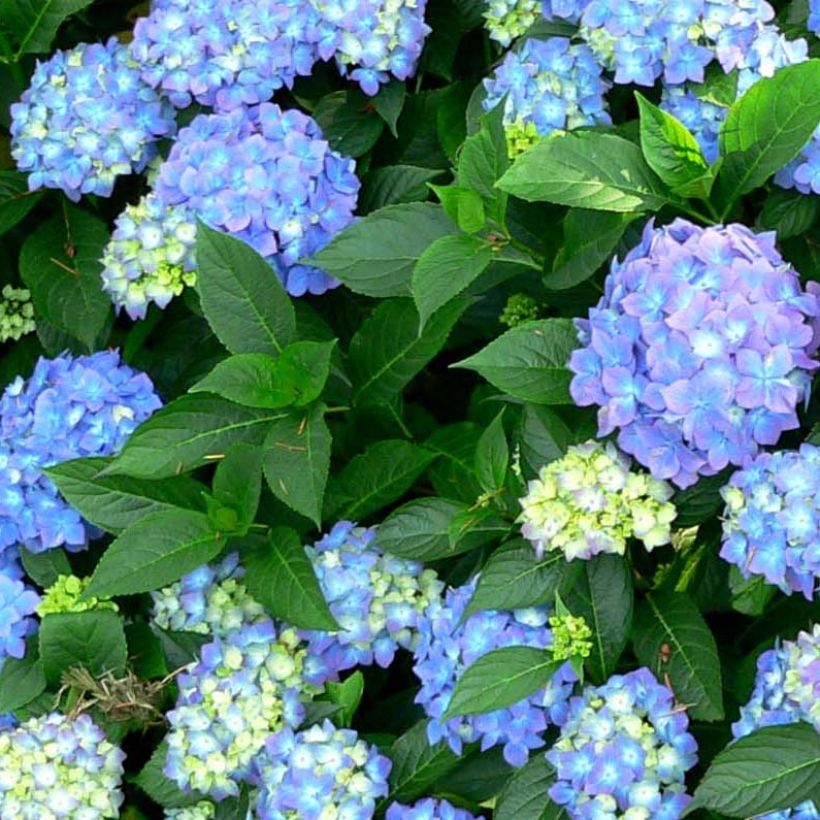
[
  {"x1": 732, "y1": 627, "x2": 820, "y2": 818},
  {"x1": 412, "y1": 579, "x2": 577, "y2": 767},
  {"x1": 300, "y1": 521, "x2": 444, "y2": 686},
  {"x1": 547, "y1": 668, "x2": 698, "y2": 818},
  {"x1": 130, "y1": 0, "x2": 323, "y2": 111},
  {"x1": 0, "y1": 567, "x2": 39, "y2": 672},
  {"x1": 101, "y1": 193, "x2": 197, "y2": 320},
  {"x1": 0, "y1": 712, "x2": 126, "y2": 817},
  {"x1": 10, "y1": 38, "x2": 176, "y2": 202},
  {"x1": 387, "y1": 798, "x2": 485, "y2": 820},
  {"x1": 720, "y1": 445, "x2": 820, "y2": 600},
  {"x1": 0, "y1": 351, "x2": 162, "y2": 557},
  {"x1": 151, "y1": 552, "x2": 267, "y2": 637},
  {"x1": 569, "y1": 218, "x2": 820, "y2": 488},
  {"x1": 249, "y1": 719, "x2": 391, "y2": 819},
  {"x1": 153, "y1": 102, "x2": 359, "y2": 297},
  {"x1": 483, "y1": 38, "x2": 611, "y2": 155},
  {"x1": 164, "y1": 620, "x2": 310, "y2": 798}
]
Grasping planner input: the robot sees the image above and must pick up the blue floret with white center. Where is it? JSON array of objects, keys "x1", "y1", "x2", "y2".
[
  {"x1": 720, "y1": 445, "x2": 820, "y2": 600},
  {"x1": 10, "y1": 38, "x2": 176, "y2": 202},
  {"x1": 249, "y1": 719, "x2": 391, "y2": 819},
  {"x1": 300, "y1": 520, "x2": 444, "y2": 686},
  {"x1": 387, "y1": 797, "x2": 486, "y2": 819},
  {"x1": 412, "y1": 579, "x2": 577, "y2": 767},
  {"x1": 0, "y1": 351, "x2": 162, "y2": 558},
  {"x1": 547, "y1": 667, "x2": 698, "y2": 819},
  {"x1": 153, "y1": 102, "x2": 359, "y2": 297},
  {"x1": 568, "y1": 218, "x2": 820, "y2": 488}
]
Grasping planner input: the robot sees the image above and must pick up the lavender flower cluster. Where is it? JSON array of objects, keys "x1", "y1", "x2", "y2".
[
  {"x1": 483, "y1": 37, "x2": 611, "y2": 155},
  {"x1": 10, "y1": 39, "x2": 176, "y2": 201},
  {"x1": 0, "y1": 351, "x2": 162, "y2": 557},
  {"x1": 0, "y1": 712, "x2": 126, "y2": 818},
  {"x1": 0, "y1": 556, "x2": 39, "y2": 673},
  {"x1": 547, "y1": 668, "x2": 698, "y2": 818},
  {"x1": 301, "y1": 520, "x2": 444, "y2": 686},
  {"x1": 720, "y1": 445, "x2": 820, "y2": 600},
  {"x1": 412, "y1": 579, "x2": 577, "y2": 767},
  {"x1": 569, "y1": 219, "x2": 820, "y2": 488},
  {"x1": 387, "y1": 798, "x2": 484, "y2": 820},
  {"x1": 249, "y1": 719, "x2": 391, "y2": 819},
  {"x1": 153, "y1": 102, "x2": 360, "y2": 297},
  {"x1": 732, "y1": 625, "x2": 820, "y2": 818}
]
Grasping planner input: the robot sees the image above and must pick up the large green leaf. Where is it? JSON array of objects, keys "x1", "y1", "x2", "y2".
[
  {"x1": 309, "y1": 203, "x2": 457, "y2": 297},
  {"x1": 495, "y1": 756, "x2": 565, "y2": 820},
  {"x1": 0, "y1": 171, "x2": 43, "y2": 234},
  {"x1": 0, "y1": 0, "x2": 94, "y2": 55},
  {"x1": 46, "y1": 457, "x2": 205, "y2": 534},
  {"x1": 517, "y1": 404, "x2": 573, "y2": 480},
  {"x1": 689, "y1": 724, "x2": 820, "y2": 817},
  {"x1": 0, "y1": 644, "x2": 46, "y2": 713},
  {"x1": 454, "y1": 319, "x2": 577, "y2": 404},
  {"x1": 632, "y1": 591, "x2": 724, "y2": 721},
  {"x1": 84, "y1": 510, "x2": 225, "y2": 598},
  {"x1": 195, "y1": 223, "x2": 296, "y2": 356},
  {"x1": 212, "y1": 443, "x2": 262, "y2": 530},
  {"x1": 426, "y1": 423, "x2": 484, "y2": 502},
  {"x1": 359, "y1": 165, "x2": 442, "y2": 213},
  {"x1": 313, "y1": 89, "x2": 385, "y2": 157},
  {"x1": 498, "y1": 132, "x2": 668, "y2": 212}
]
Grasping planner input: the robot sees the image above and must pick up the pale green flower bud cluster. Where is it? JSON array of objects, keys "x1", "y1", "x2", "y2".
[
  {"x1": 484, "y1": 0, "x2": 541, "y2": 46},
  {"x1": 165, "y1": 801, "x2": 215, "y2": 819},
  {"x1": 500, "y1": 293, "x2": 540, "y2": 328},
  {"x1": 504, "y1": 119, "x2": 544, "y2": 158},
  {"x1": 37, "y1": 574, "x2": 118, "y2": 617},
  {"x1": 519, "y1": 440, "x2": 676, "y2": 561},
  {"x1": 0, "y1": 286, "x2": 35, "y2": 344},
  {"x1": 549, "y1": 614, "x2": 593, "y2": 661}
]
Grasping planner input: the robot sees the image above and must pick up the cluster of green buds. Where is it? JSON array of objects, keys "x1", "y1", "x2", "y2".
[
  {"x1": 549, "y1": 613, "x2": 593, "y2": 662},
  {"x1": 483, "y1": 0, "x2": 541, "y2": 46},
  {"x1": 37, "y1": 574, "x2": 118, "y2": 616},
  {"x1": 500, "y1": 293, "x2": 540, "y2": 328},
  {"x1": 519, "y1": 440, "x2": 677, "y2": 561},
  {"x1": 0, "y1": 285, "x2": 35, "y2": 343},
  {"x1": 504, "y1": 119, "x2": 543, "y2": 158}
]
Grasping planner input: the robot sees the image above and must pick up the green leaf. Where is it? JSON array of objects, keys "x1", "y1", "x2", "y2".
[
  {"x1": 673, "y1": 470, "x2": 731, "y2": 527},
  {"x1": 728, "y1": 567, "x2": 776, "y2": 616},
  {"x1": 443, "y1": 646, "x2": 562, "y2": 719},
  {"x1": 349, "y1": 298, "x2": 466, "y2": 406},
  {"x1": 46, "y1": 456, "x2": 205, "y2": 534},
  {"x1": 372, "y1": 80, "x2": 406, "y2": 136},
  {"x1": 434, "y1": 747, "x2": 513, "y2": 804},
  {"x1": 474, "y1": 410, "x2": 508, "y2": 494},
  {"x1": 19, "y1": 205, "x2": 111, "y2": 351},
  {"x1": 0, "y1": 646, "x2": 46, "y2": 713},
  {"x1": 314, "y1": 90, "x2": 385, "y2": 157},
  {"x1": 19, "y1": 546, "x2": 71, "y2": 587},
  {"x1": 191, "y1": 342, "x2": 335, "y2": 408},
  {"x1": 213, "y1": 444, "x2": 262, "y2": 530},
  {"x1": 429, "y1": 185, "x2": 486, "y2": 234},
  {"x1": 448, "y1": 506, "x2": 510, "y2": 552},
  {"x1": 84, "y1": 510, "x2": 225, "y2": 598},
  {"x1": 498, "y1": 131, "x2": 668, "y2": 212},
  {"x1": 548, "y1": 210, "x2": 637, "y2": 290},
  {"x1": 243, "y1": 527, "x2": 339, "y2": 631},
  {"x1": 309, "y1": 203, "x2": 457, "y2": 298},
  {"x1": 411, "y1": 234, "x2": 492, "y2": 329},
  {"x1": 716, "y1": 61, "x2": 820, "y2": 206},
  {"x1": 518, "y1": 404, "x2": 572, "y2": 480},
  {"x1": 454, "y1": 319, "x2": 577, "y2": 404},
  {"x1": 325, "y1": 671, "x2": 365, "y2": 727},
  {"x1": 636, "y1": 93, "x2": 709, "y2": 190},
  {"x1": 632, "y1": 591, "x2": 724, "y2": 721},
  {"x1": 152, "y1": 626, "x2": 208, "y2": 671},
  {"x1": 465, "y1": 540, "x2": 578, "y2": 617},
  {"x1": 39, "y1": 610, "x2": 127, "y2": 686},
  {"x1": 689, "y1": 724, "x2": 820, "y2": 817},
  {"x1": 426, "y1": 423, "x2": 484, "y2": 502},
  {"x1": 495, "y1": 755, "x2": 564, "y2": 820},
  {"x1": 0, "y1": 0, "x2": 94, "y2": 55},
  {"x1": 135, "y1": 741, "x2": 204, "y2": 809},
  {"x1": 324, "y1": 440, "x2": 436, "y2": 521},
  {"x1": 564, "y1": 554, "x2": 633, "y2": 682},
  {"x1": 359, "y1": 166, "x2": 441, "y2": 213},
  {"x1": 262, "y1": 404, "x2": 331, "y2": 526},
  {"x1": 104, "y1": 394, "x2": 285, "y2": 479},
  {"x1": 386, "y1": 720, "x2": 463, "y2": 804},
  {"x1": 693, "y1": 64, "x2": 738, "y2": 107},
  {"x1": 195, "y1": 222, "x2": 296, "y2": 356},
  {"x1": 0, "y1": 171, "x2": 43, "y2": 234},
  {"x1": 759, "y1": 187, "x2": 819, "y2": 239}
]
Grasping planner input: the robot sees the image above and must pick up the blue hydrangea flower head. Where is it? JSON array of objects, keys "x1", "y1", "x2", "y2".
[
  {"x1": 249, "y1": 718, "x2": 391, "y2": 819},
  {"x1": 101, "y1": 193, "x2": 197, "y2": 320},
  {"x1": 412, "y1": 579, "x2": 577, "y2": 767},
  {"x1": 0, "y1": 568, "x2": 39, "y2": 672},
  {"x1": 387, "y1": 798, "x2": 485, "y2": 819},
  {"x1": 810, "y1": 0, "x2": 820, "y2": 35},
  {"x1": 720, "y1": 445, "x2": 820, "y2": 600},
  {"x1": 10, "y1": 38, "x2": 176, "y2": 202},
  {"x1": 732, "y1": 627, "x2": 820, "y2": 818},
  {"x1": 130, "y1": 0, "x2": 322, "y2": 110},
  {"x1": 519, "y1": 440, "x2": 676, "y2": 561},
  {"x1": 164, "y1": 619, "x2": 309, "y2": 798},
  {"x1": 300, "y1": 520, "x2": 444, "y2": 685},
  {"x1": 153, "y1": 102, "x2": 359, "y2": 297},
  {"x1": 0, "y1": 712, "x2": 126, "y2": 817},
  {"x1": 569, "y1": 218, "x2": 820, "y2": 488},
  {"x1": 151, "y1": 552, "x2": 267, "y2": 637},
  {"x1": 547, "y1": 668, "x2": 698, "y2": 818},
  {"x1": 0, "y1": 286, "x2": 35, "y2": 344},
  {"x1": 483, "y1": 37, "x2": 611, "y2": 156},
  {"x1": 484, "y1": 0, "x2": 542, "y2": 46},
  {"x1": 0, "y1": 351, "x2": 162, "y2": 557}
]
